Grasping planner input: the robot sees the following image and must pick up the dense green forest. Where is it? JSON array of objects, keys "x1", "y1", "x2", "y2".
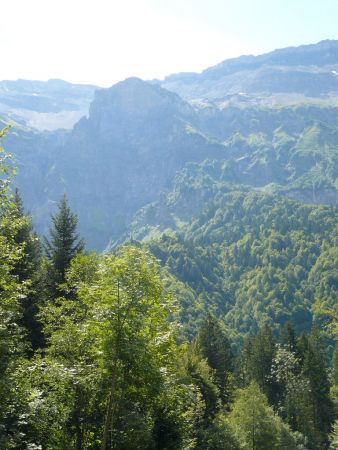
[
  {"x1": 146, "y1": 190, "x2": 337, "y2": 339},
  {"x1": 0, "y1": 127, "x2": 337, "y2": 449}
]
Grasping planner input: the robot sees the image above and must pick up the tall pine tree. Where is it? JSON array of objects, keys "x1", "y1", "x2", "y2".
[
  {"x1": 196, "y1": 314, "x2": 234, "y2": 407},
  {"x1": 44, "y1": 195, "x2": 84, "y2": 298},
  {"x1": 301, "y1": 329, "x2": 334, "y2": 449},
  {"x1": 281, "y1": 322, "x2": 297, "y2": 353},
  {"x1": 13, "y1": 189, "x2": 43, "y2": 350},
  {"x1": 333, "y1": 343, "x2": 338, "y2": 386},
  {"x1": 242, "y1": 324, "x2": 278, "y2": 404}
]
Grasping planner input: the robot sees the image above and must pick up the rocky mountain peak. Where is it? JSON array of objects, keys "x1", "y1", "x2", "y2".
[{"x1": 89, "y1": 77, "x2": 191, "y2": 124}]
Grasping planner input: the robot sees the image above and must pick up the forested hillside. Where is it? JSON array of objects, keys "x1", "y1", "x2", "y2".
[
  {"x1": 1, "y1": 126, "x2": 337, "y2": 449},
  {"x1": 122, "y1": 153, "x2": 337, "y2": 342},
  {"x1": 0, "y1": 39, "x2": 338, "y2": 449},
  {"x1": 144, "y1": 191, "x2": 337, "y2": 339}
]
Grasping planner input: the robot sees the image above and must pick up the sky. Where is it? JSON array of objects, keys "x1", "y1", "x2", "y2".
[{"x1": 1, "y1": 0, "x2": 338, "y2": 87}]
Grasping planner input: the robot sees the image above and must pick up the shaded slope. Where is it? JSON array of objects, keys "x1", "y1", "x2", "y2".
[{"x1": 8, "y1": 78, "x2": 225, "y2": 248}]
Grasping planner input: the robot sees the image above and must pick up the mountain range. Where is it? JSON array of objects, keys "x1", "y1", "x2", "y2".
[
  {"x1": 158, "y1": 39, "x2": 338, "y2": 105},
  {"x1": 1, "y1": 40, "x2": 338, "y2": 249}
]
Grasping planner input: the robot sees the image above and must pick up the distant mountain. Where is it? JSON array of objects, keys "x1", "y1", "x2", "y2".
[
  {"x1": 0, "y1": 79, "x2": 98, "y2": 130},
  {"x1": 1, "y1": 41, "x2": 338, "y2": 250},
  {"x1": 118, "y1": 116, "x2": 338, "y2": 244},
  {"x1": 158, "y1": 40, "x2": 338, "y2": 105},
  {"x1": 5, "y1": 78, "x2": 225, "y2": 248}
]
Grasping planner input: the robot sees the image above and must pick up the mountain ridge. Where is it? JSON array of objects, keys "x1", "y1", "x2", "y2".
[
  {"x1": 158, "y1": 40, "x2": 338, "y2": 104},
  {"x1": 1, "y1": 40, "x2": 338, "y2": 249},
  {"x1": 4, "y1": 74, "x2": 338, "y2": 249}
]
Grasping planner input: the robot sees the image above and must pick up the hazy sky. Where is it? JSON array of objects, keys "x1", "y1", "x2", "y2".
[{"x1": 2, "y1": 0, "x2": 338, "y2": 87}]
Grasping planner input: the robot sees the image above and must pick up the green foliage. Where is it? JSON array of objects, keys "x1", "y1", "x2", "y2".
[
  {"x1": 271, "y1": 344, "x2": 313, "y2": 439},
  {"x1": 281, "y1": 321, "x2": 297, "y2": 353},
  {"x1": 196, "y1": 314, "x2": 234, "y2": 406},
  {"x1": 330, "y1": 420, "x2": 338, "y2": 450},
  {"x1": 12, "y1": 189, "x2": 41, "y2": 282},
  {"x1": 202, "y1": 412, "x2": 241, "y2": 450},
  {"x1": 28, "y1": 247, "x2": 183, "y2": 449},
  {"x1": 147, "y1": 191, "x2": 338, "y2": 339},
  {"x1": 241, "y1": 325, "x2": 277, "y2": 403},
  {"x1": 44, "y1": 194, "x2": 84, "y2": 297},
  {"x1": 1, "y1": 120, "x2": 337, "y2": 448},
  {"x1": 301, "y1": 330, "x2": 334, "y2": 448},
  {"x1": 333, "y1": 344, "x2": 338, "y2": 386},
  {"x1": 228, "y1": 382, "x2": 300, "y2": 450},
  {"x1": 182, "y1": 345, "x2": 221, "y2": 424},
  {"x1": 0, "y1": 127, "x2": 31, "y2": 447},
  {"x1": 12, "y1": 188, "x2": 44, "y2": 350}
]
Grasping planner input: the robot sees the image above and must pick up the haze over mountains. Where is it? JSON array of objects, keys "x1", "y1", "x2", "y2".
[
  {"x1": 0, "y1": 79, "x2": 96, "y2": 130},
  {"x1": 159, "y1": 39, "x2": 338, "y2": 105},
  {"x1": 1, "y1": 40, "x2": 338, "y2": 249}
]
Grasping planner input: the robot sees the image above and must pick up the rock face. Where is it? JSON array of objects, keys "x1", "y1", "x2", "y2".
[
  {"x1": 1, "y1": 42, "x2": 338, "y2": 249},
  {"x1": 54, "y1": 79, "x2": 224, "y2": 247},
  {"x1": 6, "y1": 78, "x2": 226, "y2": 248}
]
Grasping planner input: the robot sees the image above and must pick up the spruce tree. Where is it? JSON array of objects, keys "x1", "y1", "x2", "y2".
[
  {"x1": 281, "y1": 322, "x2": 297, "y2": 353},
  {"x1": 296, "y1": 333, "x2": 309, "y2": 365},
  {"x1": 242, "y1": 324, "x2": 278, "y2": 404},
  {"x1": 333, "y1": 343, "x2": 338, "y2": 386},
  {"x1": 183, "y1": 346, "x2": 221, "y2": 448},
  {"x1": 13, "y1": 189, "x2": 41, "y2": 281},
  {"x1": 12, "y1": 189, "x2": 43, "y2": 349},
  {"x1": 196, "y1": 313, "x2": 234, "y2": 406},
  {"x1": 301, "y1": 329, "x2": 334, "y2": 449},
  {"x1": 44, "y1": 195, "x2": 84, "y2": 297}
]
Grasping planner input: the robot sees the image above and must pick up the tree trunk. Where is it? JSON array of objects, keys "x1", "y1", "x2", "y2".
[
  {"x1": 101, "y1": 279, "x2": 121, "y2": 450},
  {"x1": 75, "y1": 416, "x2": 83, "y2": 450},
  {"x1": 100, "y1": 372, "x2": 116, "y2": 450}
]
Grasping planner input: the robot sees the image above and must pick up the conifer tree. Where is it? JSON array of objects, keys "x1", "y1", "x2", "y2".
[
  {"x1": 242, "y1": 324, "x2": 278, "y2": 404},
  {"x1": 271, "y1": 344, "x2": 313, "y2": 437},
  {"x1": 44, "y1": 195, "x2": 84, "y2": 297},
  {"x1": 333, "y1": 343, "x2": 338, "y2": 386},
  {"x1": 12, "y1": 189, "x2": 41, "y2": 281},
  {"x1": 301, "y1": 329, "x2": 334, "y2": 449},
  {"x1": 196, "y1": 313, "x2": 234, "y2": 406},
  {"x1": 281, "y1": 321, "x2": 297, "y2": 353},
  {"x1": 182, "y1": 345, "x2": 221, "y2": 448},
  {"x1": 12, "y1": 189, "x2": 43, "y2": 350},
  {"x1": 296, "y1": 334, "x2": 309, "y2": 365}
]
